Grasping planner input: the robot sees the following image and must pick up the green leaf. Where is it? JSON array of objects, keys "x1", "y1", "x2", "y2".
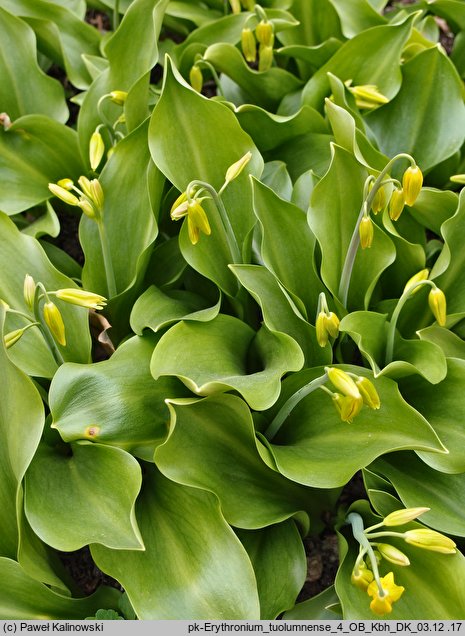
[
  {"x1": 151, "y1": 315, "x2": 303, "y2": 411},
  {"x1": 237, "y1": 521, "x2": 307, "y2": 619},
  {"x1": 407, "y1": 188, "x2": 458, "y2": 236},
  {"x1": 371, "y1": 452, "x2": 465, "y2": 537},
  {"x1": 261, "y1": 366, "x2": 445, "y2": 488},
  {"x1": 418, "y1": 325, "x2": 465, "y2": 360},
  {"x1": 0, "y1": 558, "x2": 120, "y2": 619},
  {"x1": 0, "y1": 116, "x2": 86, "y2": 215},
  {"x1": 308, "y1": 145, "x2": 395, "y2": 309},
  {"x1": 301, "y1": 15, "x2": 414, "y2": 110},
  {"x1": 92, "y1": 466, "x2": 261, "y2": 619},
  {"x1": 0, "y1": 213, "x2": 91, "y2": 377},
  {"x1": 328, "y1": 0, "x2": 386, "y2": 37},
  {"x1": 276, "y1": 39, "x2": 342, "y2": 80},
  {"x1": 25, "y1": 441, "x2": 143, "y2": 551},
  {"x1": 155, "y1": 394, "x2": 311, "y2": 530},
  {"x1": 50, "y1": 335, "x2": 190, "y2": 461},
  {"x1": 0, "y1": 7, "x2": 67, "y2": 122},
  {"x1": 401, "y1": 358, "x2": 465, "y2": 473},
  {"x1": 130, "y1": 284, "x2": 221, "y2": 335},
  {"x1": 276, "y1": 0, "x2": 343, "y2": 47},
  {"x1": 282, "y1": 586, "x2": 342, "y2": 619},
  {"x1": 0, "y1": 305, "x2": 44, "y2": 558},
  {"x1": 21, "y1": 203, "x2": 60, "y2": 240},
  {"x1": 366, "y1": 46, "x2": 465, "y2": 173}
]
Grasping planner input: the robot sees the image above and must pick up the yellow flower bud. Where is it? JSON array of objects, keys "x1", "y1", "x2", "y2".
[
  {"x1": 389, "y1": 187, "x2": 405, "y2": 221},
  {"x1": 89, "y1": 130, "x2": 105, "y2": 171},
  {"x1": 371, "y1": 185, "x2": 387, "y2": 214},
  {"x1": 383, "y1": 507, "x2": 430, "y2": 526},
  {"x1": 43, "y1": 302, "x2": 66, "y2": 346},
  {"x1": 402, "y1": 165, "x2": 423, "y2": 206},
  {"x1": 377, "y1": 543, "x2": 410, "y2": 566},
  {"x1": 48, "y1": 183, "x2": 80, "y2": 207},
  {"x1": 78, "y1": 198, "x2": 97, "y2": 220},
  {"x1": 404, "y1": 528, "x2": 456, "y2": 554},
  {"x1": 4, "y1": 328, "x2": 24, "y2": 349},
  {"x1": 187, "y1": 200, "x2": 211, "y2": 245},
  {"x1": 316, "y1": 312, "x2": 329, "y2": 348},
  {"x1": 241, "y1": 28, "x2": 257, "y2": 63},
  {"x1": 229, "y1": 0, "x2": 241, "y2": 13},
  {"x1": 110, "y1": 90, "x2": 128, "y2": 105},
  {"x1": 170, "y1": 191, "x2": 188, "y2": 219},
  {"x1": 55, "y1": 288, "x2": 107, "y2": 310},
  {"x1": 258, "y1": 44, "x2": 274, "y2": 72},
  {"x1": 351, "y1": 562, "x2": 374, "y2": 590},
  {"x1": 332, "y1": 393, "x2": 363, "y2": 423},
  {"x1": 23, "y1": 274, "x2": 36, "y2": 310},
  {"x1": 255, "y1": 20, "x2": 274, "y2": 46},
  {"x1": 57, "y1": 178, "x2": 74, "y2": 190},
  {"x1": 89, "y1": 179, "x2": 104, "y2": 212},
  {"x1": 189, "y1": 65, "x2": 203, "y2": 93},
  {"x1": 428, "y1": 287, "x2": 447, "y2": 327},
  {"x1": 324, "y1": 312, "x2": 340, "y2": 339},
  {"x1": 356, "y1": 376, "x2": 380, "y2": 410},
  {"x1": 403, "y1": 268, "x2": 429, "y2": 296},
  {"x1": 450, "y1": 174, "x2": 465, "y2": 184},
  {"x1": 326, "y1": 367, "x2": 361, "y2": 399},
  {"x1": 348, "y1": 84, "x2": 389, "y2": 110},
  {"x1": 225, "y1": 151, "x2": 252, "y2": 184},
  {"x1": 359, "y1": 216, "x2": 374, "y2": 249}
]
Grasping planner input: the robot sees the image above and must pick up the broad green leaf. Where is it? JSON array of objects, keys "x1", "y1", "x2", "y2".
[
  {"x1": 25, "y1": 441, "x2": 143, "y2": 551},
  {"x1": 276, "y1": 0, "x2": 343, "y2": 47},
  {"x1": 407, "y1": 188, "x2": 458, "y2": 236},
  {"x1": 418, "y1": 325, "x2": 465, "y2": 360},
  {"x1": 231, "y1": 264, "x2": 330, "y2": 367},
  {"x1": 155, "y1": 394, "x2": 311, "y2": 530},
  {"x1": 0, "y1": 7, "x2": 67, "y2": 122},
  {"x1": 271, "y1": 131, "x2": 333, "y2": 181},
  {"x1": 261, "y1": 366, "x2": 444, "y2": 488},
  {"x1": 0, "y1": 213, "x2": 91, "y2": 377},
  {"x1": 130, "y1": 284, "x2": 221, "y2": 335},
  {"x1": 0, "y1": 306, "x2": 44, "y2": 558},
  {"x1": 429, "y1": 0, "x2": 465, "y2": 32},
  {"x1": 328, "y1": 0, "x2": 386, "y2": 37},
  {"x1": 252, "y1": 178, "x2": 324, "y2": 318},
  {"x1": 401, "y1": 358, "x2": 465, "y2": 473},
  {"x1": 261, "y1": 161, "x2": 293, "y2": 200},
  {"x1": 371, "y1": 452, "x2": 465, "y2": 537},
  {"x1": 21, "y1": 203, "x2": 60, "y2": 240},
  {"x1": 339, "y1": 311, "x2": 447, "y2": 384},
  {"x1": 336, "y1": 503, "x2": 465, "y2": 619},
  {"x1": 308, "y1": 145, "x2": 395, "y2": 309},
  {"x1": 150, "y1": 315, "x2": 303, "y2": 411},
  {"x1": 166, "y1": 1, "x2": 221, "y2": 26},
  {"x1": 0, "y1": 558, "x2": 120, "y2": 619},
  {"x1": 366, "y1": 47, "x2": 465, "y2": 173},
  {"x1": 50, "y1": 335, "x2": 190, "y2": 461},
  {"x1": 149, "y1": 57, "x2": 263, "y2": 296},
  {"x1": 80, "y1": 120, "x2": 159, "y2": 299},
  {"x1": 203, "y1": 43, "x2": 303, "y2": 111},
  {"x1": 365, "y1": 489, "x2": 403, "y2": 519},
  {"x1": 237, "y1": 521, "x2": 307, "y2": 619},
  {"x1": 92, "y1": 466, "x2": 261, "y2": 619},
  {"x1": 276, "y1": 39, "x2": 342, "y2": 80},
  {"x1": 301, "y1": 15, "x2": 414, "y2": 110},
  {"x1": 283, "y1": 586, "x2": 342, "y2": 619},
  {"x1": 0, "y1": 116, "x2": 85, "y2": 215},
  {"x1": 0, "y1": 0, "x2": 101, "y2": 89}
]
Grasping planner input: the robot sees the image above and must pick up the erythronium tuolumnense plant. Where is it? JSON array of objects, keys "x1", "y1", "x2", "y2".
[{"x1": 1, "y1": 0, "x2": 465, "y2": 621}]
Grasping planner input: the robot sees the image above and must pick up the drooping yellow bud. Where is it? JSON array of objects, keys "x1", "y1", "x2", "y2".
[
  {"x1": 356, "y1": 376, "x2": 380, "y2": 410},
  {"x1": 89, "y1": 179, "x2": 104, "y2": 212},
  {"x1": 371, "y1": 185, "x2": 387, "y2": 214},
  {"x1": 57, "y1": 178, "x2": 74, "y2": 190},
  {"x1": 367, "y1": 572, "x2": 404, "y2": 616},
  {"x1": 428, "y1": 287, "x2": 447, "y2": 327},
  {"x1": 351, "y1": 562, "x2": 374, "y2": 590},
  {"x1": 450, "y1": 174, "x2": 465, "y2": 184},
  {"x1": 89, "y1": 130, "x2": 105, "y2": 171},
  {"x1": 110, "y1": 90, "x2": 128, "y2": 105},
  {"x1": 403, "y1": 269, "x2": 429, "y2": 296},
  {"x1": 255, "y1": 20, "x2": 274, "y2": 46},
  {"x1": 78, "y1": 198, "x2": 97, "y2": 220},
  {"x1": 48, "y1": 183, "x2": 80, "y2": 207},
  {"x1": 258, "y1": 44, "x2": 274, "y2": 72},
  {"x1": 389, "y1": 188, "x2": 405, "y2": 221},
  {"x1": 316, "y1": 312, "x2": 329, "y2": 348},
  {"x1": 332, "y1": 393, "x2": 363, "y2": 423},
  {"x1": 187, "y1": 200, "x2": 211, "y2": 245},
  {"x1": 359, "y1": 216, "x2": 374, "y2": 249},
  {"x1": 55, "y1": 289, "x2": 107, "y2": 310},
  {"x1": 170, "y1": 191, "x2": 188, "y2": 219},
  {"x1": 404, "y1": 528, "x2": 456, "y2": 554},
  {"x1": 4, "y1": 328, "x2": 24, "y2": 349},
  {"x1": 225, "y1": 151, "x2": 252, "y2": 185},
  {"x1": 43, "y1": 302, "x2": 66, "y2": 346},
  {"x1": 402, "y1": 165, "x2": 423, "y2": 206},
  {"x1": 383, "y1": 507, "x2": 430, "y2": 526},
  {"x1": 348, "y1": 84, "x2": 389, "y2": 110},
  {"x1": 23, "y1": 274, "x2": 36, "y2": 310},
  {"x1": 189, "y1": 65, "x2": 203, "y2": 93},
  {"x1": 326, "y1": 367, "x2": 361, "y2": 399},
  {"x1": 377, "y1": 543, "x2": 410, "y2": 566},
  {"x1": 324, "y1": 312, "x2": 340, "y2": 339},
  {"x1": 241, "y1": 28, "x2": 256, "y2": 63}
]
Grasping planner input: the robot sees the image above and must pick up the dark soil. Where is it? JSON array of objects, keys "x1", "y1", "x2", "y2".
[{"x1": 59, "y1": 547, "x2": 122, "y2": 596}]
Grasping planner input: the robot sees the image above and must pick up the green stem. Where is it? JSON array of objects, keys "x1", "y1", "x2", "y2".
[
  {"x1": 113, "y1": 0, "x2": 120, "y2": 30},
  {"x1": 97, "y1": 220, "x2": 117, "y2": 298},
  {"x1": 33, "y1": 285, "x2": 65, "y2": 366},
  {"x1": 364, "y1": 531, "x2": 406, "y2": 540},
  {"x1": 384, "y1": 280, "x2": 435, "y2": 365},
  {"x1": 188, "y1": 180, "x2": 242, "y2": 264},
  {"x1": 338, "y1": 153, "x2": 414, "y2": 307},
  {"x1": 347, "y1": 512, "x2": 385, "y2": 597},
  {"x1": 264, "y1": 372, "x2": 328, "y2": 440}
]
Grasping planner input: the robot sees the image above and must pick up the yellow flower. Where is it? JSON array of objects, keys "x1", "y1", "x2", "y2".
[
  {"x1": 332, "y1": 393, "x2": 363, "y2": 423},
  {"x1": 367, "y1": 572, "x2": 404, "y2": 615},
  {"x1": 255, "y1": 20, "x2": 274, "y2": 46},
  {"x1": 316, "y1": 311, "x2": 329, "y2": 348},
  {"x1": 383, "y1": 507, "x2": 430, "y2": 526},
  {"x1": 23, "y1": 274, "x2": 36, "y2": 309},
  {"x1": 187, "y1": 200, "x2": 211, "y2": 245},
  {"x1": 4, "y1": 328, "x2": 25, "y2": 349},
  {"x1": 389, "y1": 187, "x2": 405, "y2": 221},
  {"x1": 402, "y1": 165, "x2": 423, "y2": 206},
  {"x1": 351, "y1": 562, "x2": 374, "y2": 590},
  {"x1": 325, "y1": 312, "x2": 340, "y2": 338},
  {"x1": 43, "y1": 302, "x2": 66, "y2": 346},
  {"x1": 326, "y1": 367, "x2": 361, "y2": 400},
  {"x1": 48, "y1": 183, "x2": 80, "y2": 207},
  {"x1": 356, "y1": 376, "x2": 380, "y2": 410},
  {"x1": 241, "y1": 28, "x2": 257, "y2": 63},
  {"x1": 428, "y1": 287, "x2": 447, "y2": 326},
  {"x1": 89, "y1": 130, "x2": 105, "y2": 171},
  {"x1": 229, "y1": 0, "x2": 241, "y2": 13},
  {"x1": 55, "y1": 289, "x2": 107, "y2": 310},
  {"x1": 371, "y1": 185, "x2": 387, "y2": 214},
  {"x1": 403, "y1": 269, "x2": 429, "y2": 296},
  {"x1": 404, "y1": 528, "x2": 456, "y2": 554},
  {"x1": 189, "y1": 65, "x2": 203, "y2": 93},
  {"x1": 225, "y1": 151, "x2": 252, "y2": 184},
  {"x1": 359, "y1": 216, "x2": 374, "y2": 249},
  {"x1": 110, "y1": 90, "x2": 127, "y2": 105},
  {"x1": 258, "y1": 44, "x2": 274, "y2": 72},
  {"x1": 347, "y1": 84, "x2": 389, "y2": 110}
]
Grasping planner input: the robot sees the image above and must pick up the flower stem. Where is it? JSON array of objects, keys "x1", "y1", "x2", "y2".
[
  {"x1": 338, "y1": 153, "x2": 414, "y2": 307},
  {"x1": 347, "y1": 512, "x2": 385, "y2": 597},
  {"x1": 33, "y1": 285, "x2": 64, "y2": 366},
  {"x1": 113, "y1": 0, "x2": 120, "y2": 30},
  {"x1": 97, "y1": 220, "x2": 118, "y2": 298},
  {"x1": 264, "y1": 372, "x2": 328, "y2": 440}
]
